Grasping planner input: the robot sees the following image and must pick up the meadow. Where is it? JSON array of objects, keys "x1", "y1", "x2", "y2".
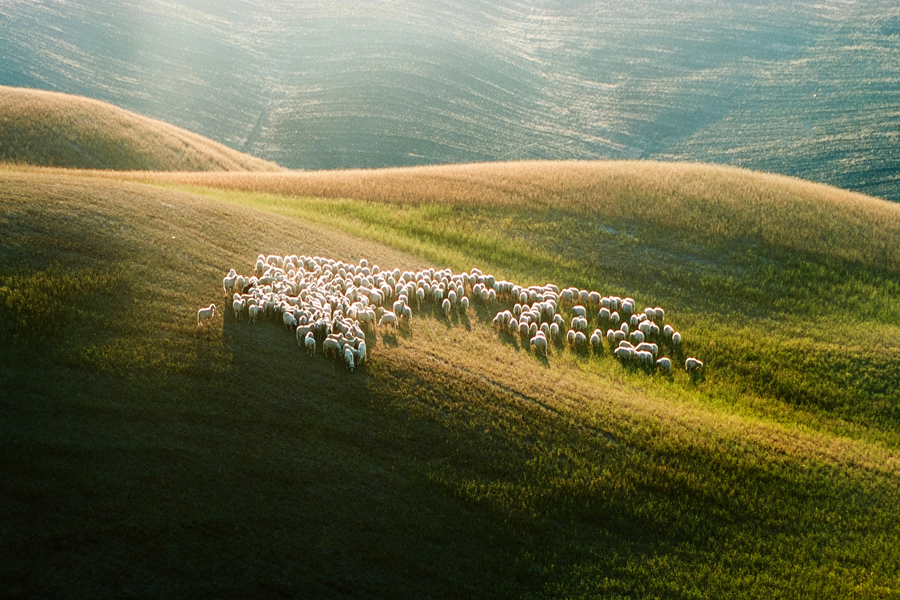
[{"x1": 2, "y1": 162, "x2": 899, "y2": 598}]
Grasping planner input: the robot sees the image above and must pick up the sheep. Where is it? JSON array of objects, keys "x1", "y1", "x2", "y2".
[
  {"x1": 635, "y1": 342, "x2": 658, "y2": 357},
  {"x1": 197, "y1": 303, "x2": 217, "y2": 326},
  {"x1": 599, "y1": 307, "x2": 611, "y2": 322},
  {"x1": 672, "y1": 331, "x2": 682, "y2": 346},
  {"x1": 232, "y1": 297, "x2": 245, "y2": 319},
  {"x1": 636, "y1": 350, "x2": 654, "y2": 366},
  {"x1": 356, "y1": 341, "x2": 367, "y2": 365},
  {"x1": 344, "y1": 347, "x2": 356, "y2": 372},
  {"x1": 323, "y1": 337, "x2": 341, "y2": 358},
  {"x1": 379, "y1": 311, "x2": 398, "y2": 330},
  {"x1": 508, "y1": 318, "x2": 519, "y2": 335},
  {"x1": 663, "y1": 324, "x2": 674, "y2": 340},
  {"x1": 574, "y1": 331, "x2": 588, "y2": 349},
  {"x1": 566, "y1": 329, "x2": 576, "y2": 346},
  {"x1": 606, "y1": 329, "x2": 616, "y2": 345},
  {"x1": 402, "y1": 304, "x2": 412, "y2": 322},
  {"x1": 550, "y1": 322, "x2": 561, "y2": 342},
  {"x1": 654, "y1": 307, "x2": 666, "y2": 323},
  {"x1": 248, "y1": 303, "x2": 260, "y2": 324},
  {"x1": 590, "y1": 330, "x2": 603, "y2": 353},
  {"x1": 572, "y1": 305, "x2": 587, "y2": 318},
  {"x1": 685, "y1": 357, "x2": 703, "y2": 372},
  {"x1": 610, "y1": 311, "x2": 621, "y2": 327},
  {"x1": 531, "y1": 333, "x2": 548, "y2": 355},
  {"x1": 283, "y1": 311, "x2": 297, "y2": 332},
  {"x1": 619, "y1": 322, "x2": 629, "y2": 336},
  {"x1": 614, "y1": 330, "x2": 626, "y2": 342},
  {"x1": 614, "y1": 346, "x2": 635, "y2": 361},
  {"x1": 630, "y1": 330, "x2": 645, "y2": 344},
  {"x1": 656, "y1": 357, "x2": 672, "y2": 373},
  {"x1": 442, "y1": 298, "x2": 452, "y2": 318},
  {"x1": 460, "y1": 296, "x2": 469, "y2": 312},
  {"x1": 618, "y1": 340, "x2": 634, "y2": 350},
  {"x1": 304, "y1": 332, "x2": 316, "y2": 356}
]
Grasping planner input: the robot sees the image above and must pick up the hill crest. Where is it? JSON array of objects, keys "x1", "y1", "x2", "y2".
[{"x1": 0, "y1": 86, "x2": 283, "y2": 172}]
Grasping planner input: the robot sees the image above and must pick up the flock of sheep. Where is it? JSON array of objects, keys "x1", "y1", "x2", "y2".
[{"x1": 199, "y1": 254, "x2": 703, "y2": 375}]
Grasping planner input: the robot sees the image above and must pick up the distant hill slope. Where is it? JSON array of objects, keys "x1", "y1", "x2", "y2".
[
  {"x1": 0, "y1": 86, "x2": 282, "y2": 171},
  {"x1": 1, "y1": 1, "x2": 897, "y2": 199}
]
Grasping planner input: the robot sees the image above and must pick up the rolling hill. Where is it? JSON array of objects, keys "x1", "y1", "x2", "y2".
[
  {"x1": 0, "y1": 86, "x2": 282, "y2": 171},
  {"x1": 2, "y1": 162, "x2": 899, "y2": 598},
  {"x1": 1, "y1": 1, "x2": 898, "y2": 199}
]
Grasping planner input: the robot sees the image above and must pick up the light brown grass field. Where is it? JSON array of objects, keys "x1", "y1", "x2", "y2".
[{"x1": 0, "y1": 86, "x2": 283, "y2": 172}]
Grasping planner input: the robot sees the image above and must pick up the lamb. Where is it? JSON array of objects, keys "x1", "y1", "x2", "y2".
[
  {"x1": 685, "y1": 357, "x2": 703, "y2": 372},
  {"x1": 197, "y1": 303, "x2": 217, "y2": 326}
]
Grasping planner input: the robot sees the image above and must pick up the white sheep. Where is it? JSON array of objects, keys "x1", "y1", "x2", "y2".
[
  {"x1": 566, "y1": 329, "x2": 576, "y2": 346},
  {"x1": 379, "y1": 311, "x2": 398, "y2": 330},
  {"x1": 197, "y1": 303, "x2": 217, "y2": 326},
  {"x1": 663, "y1": 324, "x2": 674, "y2": 340},
  {"x1": 460, "y1": 296, "x2": 469, "y2": 312},
  {"x1": 635, "y1": 342, "x2": 658, "y2": 357},
  {"x1": 305, "y1": 332, "x2": 316, "y2": 356},
  {"x1": 356, "y1": 341, "x2": 367, "y2": 365},
  {"x1": 574, "y1": 331, "x2": 588, "y2": 349},
  {"x1": 572, "y1": 305, "x2": 587, "y2": 318},
  {"x1": 442, "y1": 298, "x2": 452, "y2": 318},
  {"x1": 323, "y1": 337, "x2": 341, "y2": 358},
  {"x1": 686, "y1": 357, "x2": 703, "y2": 372},
  {"x1": 672, "y1": 331, "x2": 682, "y2": 346},
  {"x1": 248, "y1": 303, "x2": 260, "y2": 324},
  {"x1": 344, "y1": 347, "x2": 356, "y2": 372},
  {"x1": 531, "y1": 333, "x2": 548, "y2": 355},
  {"x1": 614, "y1": 346, "x2": 635, "y2": 361},
  {"x1": 590, "y1": 330, "x2": 602, "y2": 353},
  {"x1": 232, "y1": 297, "x2": 245, "y2": 319},
  {"x1": 283, "y1": 311, "x2": 297, "y2": 332},
  {"x1": 630, "y1": 330, "x2": 645, "y2": 344},
  {"x1": 656, "y1": 357, "x2": 671, "y2": 373}
]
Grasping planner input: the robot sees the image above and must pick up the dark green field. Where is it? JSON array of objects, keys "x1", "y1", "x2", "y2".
[{"x1": 1, "y1": 1, "x2": 898, "y2": 199}]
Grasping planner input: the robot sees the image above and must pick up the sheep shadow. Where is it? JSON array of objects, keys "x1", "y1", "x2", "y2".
[{"x1": 380, "y1": 332, "x2": 399, "y2": 348}]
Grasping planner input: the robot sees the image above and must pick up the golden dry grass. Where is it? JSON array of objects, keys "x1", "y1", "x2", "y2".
[
  {"x1": 86, "y1": 160, "x2": 900, "y2": 273},
  {"x1": 0, "y1": 86, "x2": 282, "y2": 172}
]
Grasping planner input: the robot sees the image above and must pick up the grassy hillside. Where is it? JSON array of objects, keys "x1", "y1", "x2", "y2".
[
  {"x1": 1, "y1": 165, "x2": 899, "y2": 598},
  {"x1": 0, "y1": 86, "x2": 282, "y2": 171},
  {"x1": 2, "y1": 1, "x2": 898, "y2": 199}
]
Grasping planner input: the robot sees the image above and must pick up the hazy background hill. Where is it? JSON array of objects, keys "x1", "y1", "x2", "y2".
[
  {"x1": 0, "y1": 86, "x2": 282, "y2": 171},
  {"x1": 2, "y1": 0, "x2": 898, "y2": 199}
]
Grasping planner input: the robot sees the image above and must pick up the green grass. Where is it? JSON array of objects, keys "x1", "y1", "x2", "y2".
[{"x1": 2, "y1": 170, "x2": 899, "y2": 598}]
